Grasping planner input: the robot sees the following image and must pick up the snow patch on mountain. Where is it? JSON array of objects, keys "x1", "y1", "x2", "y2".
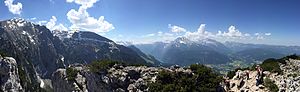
[
  {"x1": 21, "y1": 30, "x2": 36, "y2": 44},
  {"x1": 52, "y1": 30, "x2": 74, "y2": 39}
]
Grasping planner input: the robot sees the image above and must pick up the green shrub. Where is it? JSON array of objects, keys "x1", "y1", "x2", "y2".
[
  {"x1": 149, "y1": 64, "x2": 221, "y2": 92},
  {"x1": 276, "y1": 58, "x2": 287, "y2": 65},
  {"x1": 18, "y1": 66, "x2": 27, "y2": 88},
  {"x1": 285, "y1": 54, "x2": 300, "y2": 60},
  {"x1": 287, "y1": 73, "x2": 298, "y2": 78},
  {"x1": 66, "y1": 67, "x2": 79, "y2": 81},
  {"x1": 0, "y1": 50, "x2": 8, "y2": 57},
  {"x1": 227, "y1": 70, "x2": 236, "y2": 79},
  {"x1": 89, "y1": 60, "x2": 123, "y2": 74},
  {"x1": 264, "y1": 78, "x2": 279, "y2": 92},
  {"x1": 260, "y1": 58, "x2": 283, "y2": 74}
]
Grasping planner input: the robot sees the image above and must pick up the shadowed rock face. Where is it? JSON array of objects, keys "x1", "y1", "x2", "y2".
[
  {"x1": 0, "y1": 18, "x2": 151, "y2": 77},
  {"x1": 0, "y1": 55, "x2": 23, "y2": 92},
  {"x1": 62, "y1": 31, "x2": 149, "y2": 65},
  {"x1": 0, "y1": 18, "x2": 64, "y2": 78}
]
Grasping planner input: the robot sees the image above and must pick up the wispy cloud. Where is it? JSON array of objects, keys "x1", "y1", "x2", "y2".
[
  {"x1": 143, "y1": 33, "x2": 155, "y2": 37},
  {"x1": 265, "y1": 33, "x2": 271, "y2": 36},
  {"x1": 30, "y1": 17, "x2": 37, "y2": 20}
]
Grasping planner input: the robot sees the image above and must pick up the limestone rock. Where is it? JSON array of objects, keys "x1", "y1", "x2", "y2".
[{"x1": 0, "y1": 55, "x2": 24, "y2": 92}]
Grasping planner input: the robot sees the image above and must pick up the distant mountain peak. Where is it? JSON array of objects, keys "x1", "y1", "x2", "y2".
[
  {"x1": 71, "y1": 31, "x2": 114, "y2": 42},
  {"x1": 173, "y1": 37, "x2": 192, "y2": 44},
  {"x1": 1, "y1": 18, "x2": 35, "y2": 29},
  {"x1": 116, "y1": 41, "x2": 134, "y2": 46},
  {"x1": 196, "y1": 38, "x2": 221, "y2": 47}
]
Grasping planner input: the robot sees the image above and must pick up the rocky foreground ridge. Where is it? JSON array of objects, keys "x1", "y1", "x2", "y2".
[
  {"x1": 226, "y1": 55, "x2": 300, "y2": 92},
  {"x1": 1, "y1": 54, "x2": 300, "y2": 92},
  {"x1": 51, "y1": 63, "x2": 192, "y2": 92}
]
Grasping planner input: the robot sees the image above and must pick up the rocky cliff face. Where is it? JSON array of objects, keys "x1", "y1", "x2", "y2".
[
  {"x1": 51, "y1": 64, "x2": 191, "y2": 92},
  {"x1": 0, "y1": 18, "x2": 152, "y2": 78},
  {"x1": 0, "y1": 55, "x2": 23, "y2": 92}
]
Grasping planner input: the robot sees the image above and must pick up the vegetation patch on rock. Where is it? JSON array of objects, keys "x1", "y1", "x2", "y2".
[
  {"x1": 264, "y1": 78, "x2": 279, "y2": 92},
  {"x1": 149, "y1": 64, "x2": 222, "y2": 92},
  {"x1": 66, "y1": 67, "x2": 79, "y2": 81}
]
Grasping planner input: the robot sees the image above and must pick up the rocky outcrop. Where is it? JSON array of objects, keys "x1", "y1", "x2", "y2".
[
  {"x1": 52, "y1": 66, "x2": 89, "y2": 92},
  {"x1": 0, "y1": 55, "x2": 23, "y2": 92},
  {"x1": 51, "y1": 64, "x2": 192, "y2": 92},
  {"x1": 226, "y1": 59, "x2": 300, "y2": 92},
  {"x1": 270, "y1": 59, "x2": 300, "y2": 92},
  {"x1": 227, "y1": 70, "x2": 269, "y2": 92}
]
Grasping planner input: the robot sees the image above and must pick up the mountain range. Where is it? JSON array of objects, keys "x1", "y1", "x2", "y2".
[
  {"x1": 1, "y1": 18, "x2": 300, "y2": 91},
  {"x1": 0, "y1": 18, "x2": 159, "y2": 91},
  {"x1": 135, "y1": 37, "x2": 300, "y2": 66}
]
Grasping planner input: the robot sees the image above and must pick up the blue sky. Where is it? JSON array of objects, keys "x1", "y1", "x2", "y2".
[{"x1": 1, "y1": 0, "x2": 300, "y2": 46}]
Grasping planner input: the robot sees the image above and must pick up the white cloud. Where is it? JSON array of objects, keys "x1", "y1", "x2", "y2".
[
  {"x1": 144, "y1": 33, "x2": 155, "y2": 37},
  {"x1": 256, "y1": 35, "x2": 264, "y2": 40},
  {"x1": 184, "y1": 24, "x2": 213, "y2": 40},
  {"x1": 66, "y1": 0, "x2": 114, "y2": 33},
  {"x1": 46, "y1": 16, "x2": 68, "y2": 31},
  {"x1": 215, "y1": 26, "x2": 252, "y2": 42},
  {"x1": 222, "y1": 26, "x2": 243, "y2": 37},
  {"x1": 197, "y1": 24, "x2": 206, "y2": 34},
  {"x1": 46, "y1": 16, "x2": 57, "y2": 30},
  {"x1": 253, "y1": 32, "x2": 270, "y2": 40},
  {"x1": 244, "y1": 33, "x2": 251, "y2": 37},
  {"x1": 138, "y1": 23, "x2": 272, "y2": 44},
  {"x1": 53, "y1": 24, "x2": 68, "y2": 31},
  {"x1": 66, "y1": 0, "x2": 98, "y2": 8},
  {"x1": 265, "y1": 33, "x2": 271, "y2": 36},
  {"x1": 66, "y1": 0, "x2": 74, "y2": 3},
  {"x1": 29, "y1": 17, "x2": 37, "y2": 20},
  {"x1": 168, "y1": 24, "x2": 186, "y2": 33},
  {"x1": 4, "y1": 0, "x2": 22, "y2": 15}
]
